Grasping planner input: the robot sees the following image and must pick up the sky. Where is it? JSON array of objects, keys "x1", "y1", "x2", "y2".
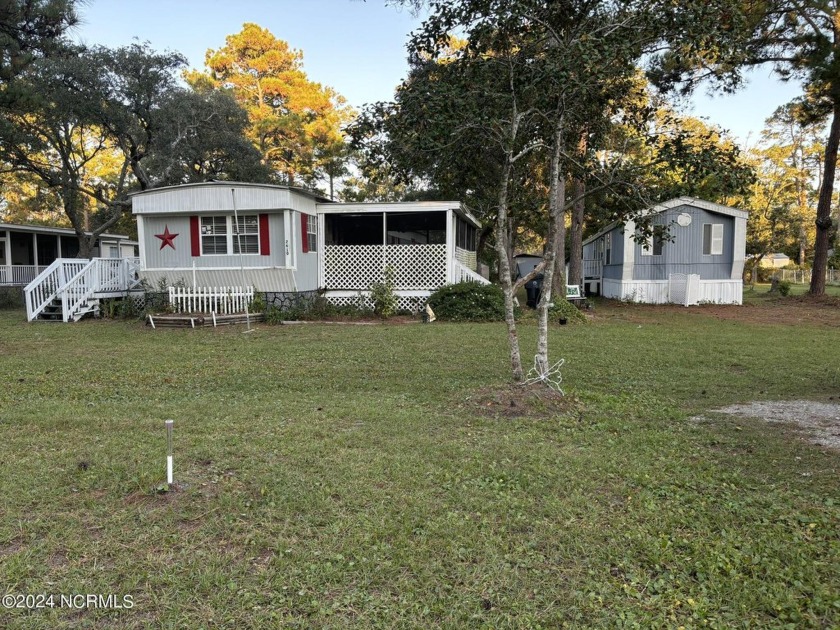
[{"x1": 72, "y1": 0, "x2": 804, "y2": 147}]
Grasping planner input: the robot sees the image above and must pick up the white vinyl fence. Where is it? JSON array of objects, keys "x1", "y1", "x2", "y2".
[
  {"x1": 775, "y1": 269, "x2": 840, "y2": 285},
  {"x1": 168, "y1": 286, "x2": 254, "y2": 314}
]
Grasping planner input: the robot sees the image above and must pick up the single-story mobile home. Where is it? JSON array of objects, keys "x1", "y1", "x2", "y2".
[
  {"x1": 0, "y1": 222, "x2": 136, "y2": 286},
  {"x1": 582, "y1": 197, "x2": 748, "y2": 305},
  {"x1": 130, "y1": 182, "x2": 486, "y2": 310}
]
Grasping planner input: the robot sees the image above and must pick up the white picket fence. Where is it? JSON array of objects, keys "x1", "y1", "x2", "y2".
[{"x1": 168, "y1": 286, "x2": 254, "y2": 314}]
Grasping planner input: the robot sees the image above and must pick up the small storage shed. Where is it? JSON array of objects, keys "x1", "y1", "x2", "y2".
[{"x1": 581, "y1": 197, "x2": 748, "y2": 305}]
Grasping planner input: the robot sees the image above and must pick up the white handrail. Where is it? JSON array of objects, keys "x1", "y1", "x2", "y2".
[
  {"x1": 452, "y1": 259, "x2": 491, "y2": 285},
  {"x1": 61, "y1": 261, "x2": 99, "y2": 322},
  {"x1": 26, "y1": 258, "x2": 144, "y2": 322},
  {"x1": 60, "y1": 258, "x2": 143, "y2": 322},
  {"x1": 25, "y1": 259, "x2": 88, "y2": 321}
]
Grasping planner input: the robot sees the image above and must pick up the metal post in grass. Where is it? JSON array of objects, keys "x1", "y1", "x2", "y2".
[
  {"x1": 230, "y1": 188, "x2": 253, "y2": 333},
  {"x1": 165, "y1": 419, "x2": 174, "y2": 485}
]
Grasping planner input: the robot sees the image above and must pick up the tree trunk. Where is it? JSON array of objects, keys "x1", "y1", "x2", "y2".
[
  {"x1": 496, "y1": 117, "x2": 524, "y2": 381},
  {"x1": 809, "y1": 100, "x2": 840, "y2": 295},
  {"x1": 567, "y1": 178, "x2": 584, "y2": 286},
  {"x1": 536, "y1": 120, "x2": 565, "y2": 375},
  {"x1": 567, "y1": 129, "x2": 587, "y2": 286}
]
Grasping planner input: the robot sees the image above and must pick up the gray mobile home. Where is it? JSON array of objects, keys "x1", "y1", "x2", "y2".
[
  {"x1": 131, "y1": 182, "x2": 486, "y2": 310},
  {"x1": 581, "y1": 197, "x2": 747, "y2": 305}
]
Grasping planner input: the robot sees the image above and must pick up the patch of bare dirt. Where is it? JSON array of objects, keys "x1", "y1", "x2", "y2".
[
  {"x1": 699, "y1": 400, "x2": 840, "y2": 450},
  {"x1": 462, "y1": 382, "x2": 581, "y2": 419}
]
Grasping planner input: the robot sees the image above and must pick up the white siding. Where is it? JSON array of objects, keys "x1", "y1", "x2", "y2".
[
  {"x1": 132, "y1": 183, "x2": 318, "y2": 216},
  {"x1": 602, "y1": 278, "x2": 743, "y2": 304}
]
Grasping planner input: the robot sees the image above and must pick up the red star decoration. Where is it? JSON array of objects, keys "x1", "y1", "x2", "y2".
[{"x1": 155, "y1": 226, "x2": 179, "y2": 250}]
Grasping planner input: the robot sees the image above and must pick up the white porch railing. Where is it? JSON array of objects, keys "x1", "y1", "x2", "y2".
[
  {"x1": 0, "y1": 264, "x2": 49, "y2": 286},
  {"x1": 583, "y1": 259, "x2": 602, "y2": 279},
  {"x1": 452, "y1": 259, "x2": 491, "y2": 285},
  {"x1": 25, "y1": 259, "x2": 88, "y2": 320},
  {"x1": 26, "y1": 258, "x2": 143, "y2": 322},
  {"x1": 168, "y1": 286, "x2": 254, "y2": 314},
  {"x1": 60, "y1": 258, "x2": 143, "y2": 322}
]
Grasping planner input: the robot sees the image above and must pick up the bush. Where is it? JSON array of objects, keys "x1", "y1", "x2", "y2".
[
  {"x1": 549, "y1": 299, "x2": 588, "y2": 324},
  {"x1": 369, "y1": 266, "x2": 397, "y2": 318},
  {"x1": 0, "y1": 287, "x2": 24, "y2": 310},
  {"x1": 777, "y1": 280, "x2": 792, "y2": 296},
  {"x1": 427, "y1": 282, "x2": 505, "y2": 322}
]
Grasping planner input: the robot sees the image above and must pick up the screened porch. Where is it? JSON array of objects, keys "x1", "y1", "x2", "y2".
[{"x1": 320, "y1": 208, "x2": 479, "y2": 292}]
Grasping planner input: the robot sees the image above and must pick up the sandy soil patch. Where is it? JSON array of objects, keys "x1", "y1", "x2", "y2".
[{"x1": 701, "y1": 400, "x2": 840, "y2": 449}]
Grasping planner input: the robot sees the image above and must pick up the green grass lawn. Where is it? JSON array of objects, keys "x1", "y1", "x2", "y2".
[
  {"x1": 0, "y1": 303, "x2": 838, "y2": 628},
  {"x1": 744, "y1": 282, "x2": 840, "y2": 300}
]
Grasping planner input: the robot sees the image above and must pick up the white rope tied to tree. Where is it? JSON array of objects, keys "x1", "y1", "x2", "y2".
[{"x1": 522, "y1": 355, "x2": 565, "y2": 394}]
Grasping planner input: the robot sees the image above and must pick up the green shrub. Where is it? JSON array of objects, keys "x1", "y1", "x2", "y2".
[
  {"x1": 778, "y1": 280, "x2": 792, "y2": 296},
  {"x1": 0, "y1": 287, "x2": 24, "y2": 310},
  {"x1": 549, "y1": 299, "x2": 588, "y2": 324},
  {"x1": 369, "y1": 266, "x2": 397, "y2": 318},
  {"x1": 427, "y1": 282, "x2": 505, "y2": 322}
]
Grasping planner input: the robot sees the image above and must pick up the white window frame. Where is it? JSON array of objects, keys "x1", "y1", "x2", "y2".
[
  {"x1": 306, "y1": 214, "x2": 317, "y2": 253},
  {"x1": 703, "y1": 223, "x2": 724, "y2": 256},
  {"x1": 200, "y1": 215, "x2": 260, "y2": 256},
  {"x1": 642, "y1": 232, "x2": 664, "y2": 256},
  {"x1": 605, "y1": 233, "x2": 612, "y2": 265}
]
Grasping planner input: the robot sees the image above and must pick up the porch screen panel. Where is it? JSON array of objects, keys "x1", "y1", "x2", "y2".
[
  {"x1": 37, "y1": 234, "x2": 58, "y2": 265},
  {"x1": 386, "y1": 212, "x2": 445, "y2": 245}
]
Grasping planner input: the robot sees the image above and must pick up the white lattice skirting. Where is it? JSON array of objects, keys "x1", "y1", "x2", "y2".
[
  {"x1": 324, "y1": 244, "x2": 447, "y2": 291},
  {"x1": 325, "y1": 291, "x2": 429, "y2": 313}
]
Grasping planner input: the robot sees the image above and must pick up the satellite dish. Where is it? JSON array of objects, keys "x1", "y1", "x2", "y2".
[{"x1": 676, "y1": 213, "x2": 692, "y2": 227}]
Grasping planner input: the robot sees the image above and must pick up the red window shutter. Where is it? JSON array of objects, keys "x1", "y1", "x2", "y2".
[
  {"x1": 301, "y1": 213, "x2": 309, "y2": 254},
  {"x1": 190, "y1": 216, "x2": 200, "y2": 257},
  {"x1": 259, "y1": 213, "x2": 270, "y2": 255}
]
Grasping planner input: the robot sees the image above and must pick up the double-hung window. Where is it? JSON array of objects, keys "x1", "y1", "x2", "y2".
[
  {"x1": 233, "y1": 215, "x2": 259, "y2": 254},
  {"x1": 200, "y1": 215, "x2": 260, "y2": 255},
  {"x1": 306, "y1": 214, "x2": 317, "y2": 253},
  {"x1": 703, "y1": 223, "x2": 723, "y2": 255},
  {"x1": 201, "y1": 216, "x2": 228, "y2": 255}
]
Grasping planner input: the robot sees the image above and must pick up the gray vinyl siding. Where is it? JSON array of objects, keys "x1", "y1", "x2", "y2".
[
  {"x1": 633, "y1": 205, "x2": 734, "y2": 280},
  {"x1": 602, "y1": 225, "x2": 624, "y2": 280},
  {"x1": 142, "y1": 214, "x2": 287, "y2": 269},
  {"x1": 295, "y1": 210, "x2": 318, "y2": 291}
]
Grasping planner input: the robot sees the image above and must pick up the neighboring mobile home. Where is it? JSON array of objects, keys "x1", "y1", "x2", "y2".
[
  {"x1": 130, "y1": 182, "x2": 486, "y2": 310},
  {"x1": 0, "y1": 222, "x2": 137, "y2": 286},
  {"x1": 581, "y1": 197, "x2": 748, "y2": 305}
]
